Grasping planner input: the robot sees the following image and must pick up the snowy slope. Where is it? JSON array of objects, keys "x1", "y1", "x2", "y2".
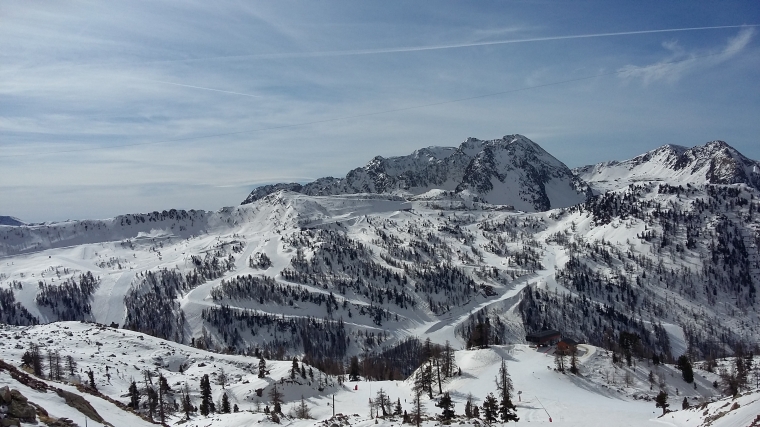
[
  {"x1": 575, "y1": 140, "x2": 760, "y2": 193},
  {"x1": 2, "y1": 180, "x2": 760, "y2": 364},
  {"x1": 0, "y1": 321, "x2": 739, "y2": 427}
]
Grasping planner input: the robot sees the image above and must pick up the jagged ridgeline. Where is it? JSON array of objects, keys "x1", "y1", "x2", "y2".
[{"x1": 1, "y1": 135, "x2": 759, "y2": 371}]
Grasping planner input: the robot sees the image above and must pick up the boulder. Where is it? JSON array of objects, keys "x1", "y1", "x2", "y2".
[
  {"x1": 0, "y1": 387, "x2": 36, "y2": 423},
  {"x1": 55, "y1": 389, "x2": 105, "y2": 424}
]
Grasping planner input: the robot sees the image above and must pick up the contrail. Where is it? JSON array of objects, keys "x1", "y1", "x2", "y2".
[
  {"x1": 135, "y1": 78, "x2": 262, "y2": 98},
  {"x1": 161, "y1": 24, "x2": 759, "y2": 63}
]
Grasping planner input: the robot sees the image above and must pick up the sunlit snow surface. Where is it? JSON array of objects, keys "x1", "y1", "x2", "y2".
[{"x1": 2, "y1": 321, "x2": 754, "y2": 427}]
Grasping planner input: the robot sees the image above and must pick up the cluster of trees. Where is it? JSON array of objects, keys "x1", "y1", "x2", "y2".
[
  {"x1": 356, "y1": 337, "x2": 436, "y2": 381},
  {"x1": 128, "y1": 367, "x2": 242, "y2": 423},
  {"x1": 283, "y1": 227, "x2": 484, "y2": 317},
  {"x1": 127, "y1": 370, "x2": 181, "y2": 423},
  {"x1": 124, "y1": 250, "x2": 236, "y2": 341},
  {"x1": 460, "y1": 308, "x2": 509, "y2": 349},
  {"x1": 281, "y1": 237, "x2": 415, "y2": 312},
  {"x1": 412, "y1": 339, "x2": 459, "y2": 398},
  {"x1": 406, "y1": 358, "x2": 517, "y2": 426},
  {"x1": 715, "y1": 351, "x2": 757, "y2": 397},
  {"x1": 542, "y1": 182, "x2": 760, "y2": 359},
  {"x1": 249, "y1": 252, "x2": 272, "y2": 269},
  {"x1": 406, "y1": 263, "x2": 476, "y2": 315},
  {"x1": 211, "y1": 274, "x2": 341, "y2": 312},
  {"x1": 0, "y1": 288, "x2": 38, "y2": 325},
  {"x1": 35, "y1": 271, "x2": 99, "y2": 321},
  {"x1": 519, "y1": 285, "x2": 673, "y2": 361},
  {"x1": 21, "y1": 343, "x2": 75, "y2": 379},
  {"x1": 201, "y1": 305, "x2": 349, "y2": 360},
  {"x1": 373, "y1": 225, "x2": 453, "y2": 265}
]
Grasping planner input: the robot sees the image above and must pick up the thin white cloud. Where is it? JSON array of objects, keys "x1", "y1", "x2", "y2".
[
  {"x1": 133, "y1": 79, "x2": 262, "y2": 98},
  {"x1": 151, "y1": 24, "x2": 759, "y2": 64},
  {"x1": 618, "y1": 27, "x2": 755, "y2": 85}
]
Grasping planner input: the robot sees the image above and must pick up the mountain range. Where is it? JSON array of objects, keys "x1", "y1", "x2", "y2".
[{"x1": 2, "y1": 133, "x2": 759, "y2": 425}]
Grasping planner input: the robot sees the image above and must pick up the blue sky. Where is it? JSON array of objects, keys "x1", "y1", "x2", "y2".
[{"x1": 1, "y1": 1, "x2": 759, "y2": 222}]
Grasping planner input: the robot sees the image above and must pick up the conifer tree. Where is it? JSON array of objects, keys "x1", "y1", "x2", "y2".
[
  {"x1": 349, "y1": 356, "x2": 360, "y2": 381},
  {"x1": 655, "y1": 390, "x2": 669, "y2": 415},
  {"x1": 442, "y1": 340, "x2": 457, "y2": 378},
  {"x1": 482, "y1": 393, "x2": 499, "y2": 425},
  {"x1": 258, "y1": 357, "x2": 267, "y2": 378},
  {"x1": 437, "y1": 391, "x2": 455, "y2": 421},
  {"x1": 375, "y1": 388, "x2": 390, "y2": 417},
  {"x1": 569, "y1": 347, "x2": 579, "y2": 374},
  {"x1": 221, "y1": 393, "x2": 231, "y2": 413},
  {"x1": 87, "y1": 369, "x2": 97, "y2": 391},
  {"x1": 200, "y1": 374, "x2": 214, "y2": 416},
  {"x1": 495, "y1": 359, "x2": 518, "y2": 422},
  {"x1": 554, "y1": 350, "x2": 566, "y2": 372},
  {"x1": 22, "y1": 343, "x2": 44, "y2": 376},
  {"x1": 128, "y1": 380, "x2": 140, "y2": 409},
  {"x1": 677, "y1": 355, "x2": 694, "y2": 383},
  {"x1": 393, "y1": 398, "x2": 402, "y2": 416},
  {"x1": 295, "y1": 395, "x2": 311, "y2": 419},
  {"x1": 157, "y1": 374, "x2": 166, "y2": 424}
]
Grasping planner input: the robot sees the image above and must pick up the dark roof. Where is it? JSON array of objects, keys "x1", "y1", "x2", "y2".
[
  {"x1": 526, "y1": 330, "x2": 560, "y2": 340},
  {"x1": 560, "y1": 338, "x2": 579, "y2": 346}
]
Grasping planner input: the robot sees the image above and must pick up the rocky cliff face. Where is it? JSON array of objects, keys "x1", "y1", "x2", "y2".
[{"x1": 242, "y1": 134, "x2": 589, "y2": 211}]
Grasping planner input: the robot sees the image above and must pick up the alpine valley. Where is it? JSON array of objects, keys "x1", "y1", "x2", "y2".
[{"x1": 2, "y1": 134, "x2": 760, "y2": 427}]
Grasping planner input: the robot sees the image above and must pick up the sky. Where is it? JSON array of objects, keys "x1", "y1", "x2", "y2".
[{"x1": 1, "y1": 1, "x2": 759, "y2": 223}]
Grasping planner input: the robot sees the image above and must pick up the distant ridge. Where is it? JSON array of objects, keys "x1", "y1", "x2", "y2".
[
  {"x1": 0, "y1": 216, "x2": 25, "y2": 226},
  {"x1": 575, "y1": 140, "x2": 760, "y2": 193},
  {"x1": 242, "y1": 134, "x2": 590, "y2": 212}
]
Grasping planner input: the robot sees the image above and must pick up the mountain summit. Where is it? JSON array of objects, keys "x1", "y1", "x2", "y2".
[
  {"x1": 575, "y1": 140, "x2": 760, "y2": 193},
  {"x1": 242, "y1": 134, "x2": 589, "y2": 212}
]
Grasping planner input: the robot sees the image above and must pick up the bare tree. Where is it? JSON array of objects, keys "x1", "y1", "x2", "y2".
[
  {"x1": 375, "y1": 388, "x2": 391, "y2": 417},
  {"x1": 65, "y1": 355, "x2": 77, "y2": 377},
  {"x1": 412, "y1": 387, "x2": 425, "y2": 427},
  {"x1": 294, "y1": 395, "x2": 312, "y2": 419},
  {"x1": 269, "y1": 384, "x2": 283, "y2": 414},
  {"x1": 218, "y1": 367, "x2": 227, "y2": 389}
]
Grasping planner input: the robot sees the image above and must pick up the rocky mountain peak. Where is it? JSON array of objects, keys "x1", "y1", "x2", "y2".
[
  {"x1": 241, "y1": 134, "x2": 588, "y2": 211},
  {"x1": 576, "y1": 140, "x2": 760, "y2": 193}
]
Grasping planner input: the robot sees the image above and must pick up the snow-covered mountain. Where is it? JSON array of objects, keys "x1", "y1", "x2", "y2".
[
  {"x1": 0, "y1": 216, "x2": 25, "y2": 226},
  {"x1": 242, "y1": 134, "x2": 590, "y2": 212},
  {"x1": 575, "y1": 140, "x2": 760, "y2": 193},
  {"x1": 1, "y1": 134, "x2": 760, "y2": 426}
]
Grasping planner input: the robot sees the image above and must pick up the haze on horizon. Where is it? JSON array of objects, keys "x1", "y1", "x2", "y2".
[{"x1": 1, "y1": 1, "x2": 759, "y2": 223}]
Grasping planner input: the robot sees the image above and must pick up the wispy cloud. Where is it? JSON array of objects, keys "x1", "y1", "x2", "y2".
[
  {"x1": 145, "y1": 24, "x2": 759, "y2": 64},
  {"x1": 618, "y1": 27, "x2": 755, "y2": 84}
]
